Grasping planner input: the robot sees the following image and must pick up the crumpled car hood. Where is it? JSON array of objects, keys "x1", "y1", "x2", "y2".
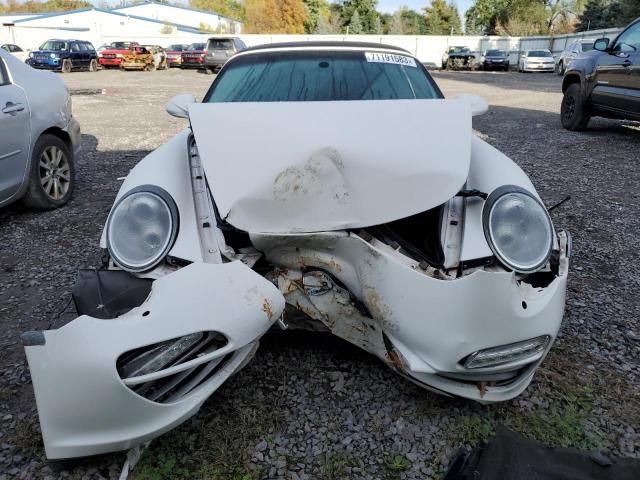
[{"x1": 189, "y1": 99, "x2": 471, "y2": 234}]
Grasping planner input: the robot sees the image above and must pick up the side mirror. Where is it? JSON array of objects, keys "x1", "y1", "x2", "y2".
[
  {"x1": 166, "y1": 93, "x2": 196, "y2": 118},
  {"x1": 593, "y1": 38, "x2": 609, "y2": 52},
  {"x1": 453, "y1": 93, "x2": 489, "y2": 117}
]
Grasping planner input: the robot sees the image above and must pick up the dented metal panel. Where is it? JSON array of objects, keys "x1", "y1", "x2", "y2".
[
  {"x1": 23, "y1": 262, "x2": 285, "y2": 459},
  {"x1": 188, "y1": 99, "x2": 471, "y2": 233}
]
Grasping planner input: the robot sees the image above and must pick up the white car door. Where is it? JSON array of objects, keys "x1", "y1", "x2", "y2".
[{"x1": 0, "y1": 54, "x2": 30, "y2": 205}]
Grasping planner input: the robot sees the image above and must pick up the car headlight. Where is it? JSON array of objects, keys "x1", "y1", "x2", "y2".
[
  {"x1": 50, "y1": 53, "x2": 57, "y2": 58},
  {"x1": 482, "y1": 185, "x2": 553, "y2": 273},
  {"x1": 29, "y1": 52, "x2": 34, "y2": 58},
  {"x1": 116, "y1": 53, "x2": 123, "y2": 58},
  {"x1": 106, "y1": 186, "x2": 178, "y2": 272}
]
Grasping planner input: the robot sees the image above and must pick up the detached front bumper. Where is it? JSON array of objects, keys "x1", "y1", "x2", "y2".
[{"x1": 23, "y1": 262, "x2": 285, "y2": 459}]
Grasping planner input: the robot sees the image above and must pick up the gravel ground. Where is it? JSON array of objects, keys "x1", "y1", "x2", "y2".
[{"x1": 0, "y1": 68, "x2": 638, "y2": 480}]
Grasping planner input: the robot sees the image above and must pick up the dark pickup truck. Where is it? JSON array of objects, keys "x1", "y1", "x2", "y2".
[{"x1": 561, "y1": 17, "x2": 640, "y2": 130}]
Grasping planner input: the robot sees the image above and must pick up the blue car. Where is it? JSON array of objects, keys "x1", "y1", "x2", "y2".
[{"x1": 27, "y1": 39, "x2": 98, "y2": 73}]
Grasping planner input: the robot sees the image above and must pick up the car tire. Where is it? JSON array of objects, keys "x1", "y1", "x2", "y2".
[
  {"x1": 89, "y1": 59, "x2": 98, "y2": 72},
  {"x1": 61, "y1": 59, "x2": 72, "y2": 73},
  {"x1": 22, "y1": 134, "x2": 75, "y2": 210},
  {"x1": 556, "y1": 60, "x2": 564, "y2": 76},
  {"x1": 561, "y1": 83, "x2": 590, "y2": 131}
]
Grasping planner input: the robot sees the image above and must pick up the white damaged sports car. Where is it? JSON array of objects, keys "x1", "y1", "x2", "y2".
[{"x1": 22, "y1": 42, "x2": 570, "y2": 460}]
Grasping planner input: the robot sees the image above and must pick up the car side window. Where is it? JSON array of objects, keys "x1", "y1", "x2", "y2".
[
  {"x1": 14, "y1": 45, "x2": 23, "y2": 52},
  {"x1": 78, "y1": 42, "x2": 88, "y2": 52},
  {"x1": 71, "y1": 42, "x2": 80, "y2": 52},
  {"x1": 613, "y1": 22, "x2": 640, "y2": 52},
  {"x1": 0, "y1": 58, "x2": 9, "y2": 86},
  {"x1": 86, "y1": 43, "x2": 95, "y2": 52}
]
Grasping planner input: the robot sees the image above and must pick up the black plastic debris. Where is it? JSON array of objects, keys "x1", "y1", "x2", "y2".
[
  {"x1": 444, "y1": 426, "x2": 640, "y2": 480},
  {"x1": 73, "y1": 268, "x2": 152, "y2": 319}
]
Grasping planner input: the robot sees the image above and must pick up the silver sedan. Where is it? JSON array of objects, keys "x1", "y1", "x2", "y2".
[{"x1": 0, "y1": 48, "x2": 80, "y2": 209}]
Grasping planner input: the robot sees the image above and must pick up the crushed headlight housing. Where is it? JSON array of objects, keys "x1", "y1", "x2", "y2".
[
  {"x1": 482, "y1": 185, "x2": 553, "y2": 273},
  {"x1": 106, "y1": 186, "x2": 178, "y2": 272},
  {"x1": 463, "y1": 335, "x2": 550, "y2": 369}
]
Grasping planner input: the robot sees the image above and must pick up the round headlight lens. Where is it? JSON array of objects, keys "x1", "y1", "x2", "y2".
[
  {"x1": 107, "y1": 187, "x2": 178, "y2": 272},
  {"x1": 483, "y1": 186, "x2": 553, "y2": 273}
]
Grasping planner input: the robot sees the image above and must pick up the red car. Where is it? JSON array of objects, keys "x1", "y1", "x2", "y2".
[
  {"x1": 98, "y1": 41, "x2": 140, "y2": 68},
  {"x1": 180, "y1": 43, "x2": 206, "y2": 69},
  {"x1": 165, "y1": 43, "x2": 189, "y2": 67}
]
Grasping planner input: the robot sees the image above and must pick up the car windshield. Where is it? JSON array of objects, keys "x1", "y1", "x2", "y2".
[
  {"x1": 208, "y1": 39, "x2": 234, "y2": 50},
  {"x1": 206, "y1": 50, "x2": 439, "y2": 103},
  {"x1": 450, "y1": 47, "x2": 470, "y2": 53},
  {"x1": 528, "y1": 50, "x2": 552, "y2": 57},
  {"x1": 188, "y1": 43, "x2": 205, "y2": 51},
  {"x1": 486, "y1": 49, "x2": 505, "y2": 56},
  {"x1": 39, "y1": 40, "x2": 67, "y2": 51},
  {"x1": 168, "y1": 44, "x2": 186, "y2": 51},
  {"x1": 110, "y1": 42, "x2": 131, "y2": 49},
  {"x1": 581, "y1": 42, "x2": 594, "y2": 51}
]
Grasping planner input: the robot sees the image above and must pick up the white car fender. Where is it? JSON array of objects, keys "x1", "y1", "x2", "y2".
[
  {"x1": 461, "y1": 136, "x2": 537, "y2": 262},
  {"x1": 22, "y1": 261, "x2": 285, "y2": 459},
  {"x1": 100, "y1": 129, "x2": 207, "y2": 263}
]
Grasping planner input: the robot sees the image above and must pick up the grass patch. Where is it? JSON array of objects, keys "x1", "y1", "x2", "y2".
[
  {"x1": 130, "y1": 389, "x2": 286, "y2": 480},
  {"x1": 457, "y1": 416, "x2": 495, "y2": 445},
  {"x1": 384, "y1": 454, "x2": 411, "y2": 472},
  {"x1": 504, "y1": 389, "x2": 600, "y2": 449},
  {"x1": 454, "y1": 386, "x2": 602, "y2": 451},
  {"x1": 319, "y1": 453, "x2": 359, "y2": 480}
]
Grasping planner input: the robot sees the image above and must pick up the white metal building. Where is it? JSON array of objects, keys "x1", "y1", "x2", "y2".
[
  {"x1": 0, "y1": 3, "x2": 242, "y2": 51},
  {"x1": 113, "y1": 1, "x2": 242, "y2": 34}
]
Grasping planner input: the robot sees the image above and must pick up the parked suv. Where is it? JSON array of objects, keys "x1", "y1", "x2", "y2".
[
  {"x1": 561, "y1": 18, "x2": 640, "y2": 131},
  {"x1": 203, "y1": 36, "x2": 247, "y2": 73},
  {"x1": 27, "y1": 39, "x2": 97, "y2": 73},
  {"x1": 556, "y1": 39, "x2": 594, "y2": 75}
]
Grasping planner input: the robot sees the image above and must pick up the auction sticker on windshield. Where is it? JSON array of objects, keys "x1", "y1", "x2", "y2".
[{"x1": 365, "y1": 52, "x2": 417, "y2": 67}]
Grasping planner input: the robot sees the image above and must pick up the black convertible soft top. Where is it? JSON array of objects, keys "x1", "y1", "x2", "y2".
[{"x1": 241, "y1": 41, "x2": 411, "y2": 55}]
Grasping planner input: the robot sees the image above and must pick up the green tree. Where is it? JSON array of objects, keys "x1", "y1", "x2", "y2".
[
  {"x1": 349, "y1": 9, "x2": 363, "y2": 33},
  {"x1": 315, "y1": 12, "x2": 333, "y2": 32},
  {"x1": 424, "y1": 0, "x2": 461, "y2": 35},
  {"x1": 575, "y1": 0, "x2": 636, "y2": 31},
  {"x1": 463, "y1": 0, "x2": 510, "y2": 35},
  {"x1": 190, "y1": 0, "x2": 244, "y2": 19},
  {"x1": 341, "y1": 0, "x2": 378, "y2": 32},
  {"x1": 372, "y1": 14, "x2": 383, "y2": 33},
  {"x1": 388, "y1": 9, "x2": 404, "y2": 33},
  {"x1": 303, "y1": 0, "x2": 329, "y2": 33},
  {"x1": 401, "y1": 7, "x2": 426, "y2": 34}
]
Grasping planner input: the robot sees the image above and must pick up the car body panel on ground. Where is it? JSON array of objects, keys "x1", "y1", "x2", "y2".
[
  {"x1": 24, "y1": 261, "x2": 285, "y2": 459},
  {"x1": 561, "y1": 17, "x2": 640, "y2": 130},
  {"x1": 22, "y1": 42, "x2": 569, "y2": 459},
  {"x1": 0, "y1": 49, "x2": 80, "y2": 208},
  {"x1": 519, "y1": 49, "x2": 555, "y2": 72}
]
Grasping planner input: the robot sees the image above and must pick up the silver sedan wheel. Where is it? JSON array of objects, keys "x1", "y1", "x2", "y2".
[{"x1": 39, "y1": 145, "x2": 71, "y2": 200}]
